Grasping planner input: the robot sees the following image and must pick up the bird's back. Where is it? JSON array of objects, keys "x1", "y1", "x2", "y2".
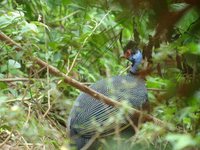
[{"x1": 68, "y1": 74, "x2": 148, "y2": 148}]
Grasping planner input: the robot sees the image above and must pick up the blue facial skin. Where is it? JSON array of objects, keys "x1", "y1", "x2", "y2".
[{"x1": 128, "y1": 50, "x2": 142, "y2": 73}]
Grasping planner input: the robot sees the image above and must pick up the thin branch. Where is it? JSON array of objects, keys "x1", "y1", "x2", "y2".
[
  {"x1": 0, "y1": 78, "x2": 44, "y2": 82},
  {"x1": 25, "y1": 103, "x2": 32, "y2": 125},
  {"x1": 126, "y1": 116, "x2": 139, "y2": 133},
  {"x1": 81, "y1": 133, "x2": 100, "y2": 150},
  {"x1": 16, "y1": 131, "x2": 31, "y2": 150},
  {"x1": 50, "y1": 10, "x2": 80, "y2": 22},
  {"x1": 0, "y1": 131, "x2": 13, "y2": 148},
  {"x1": 119, "y1": 65, "x2": 130, "y2": 75},
  {"x1": 82, "y1": 10, "x2": 111, "y2": 47},
  {"x1": 147, "y1": 88, "x2": 167, "y2": 92},
  {"x1": 0, "y1": 32, "x2": 22, "y2": 50},
  {"x1": 0, "y1": 78, "x2": 30, "y2": 82}
]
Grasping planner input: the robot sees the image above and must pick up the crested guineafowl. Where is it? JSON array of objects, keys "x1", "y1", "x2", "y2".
[{"x1": 67, "y1": 41, "x2": 149, "y2": 149}]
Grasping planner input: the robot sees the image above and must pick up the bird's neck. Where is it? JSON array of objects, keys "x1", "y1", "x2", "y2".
[
  {"x1": 130, "y1": 64, "x2": 137, "y2": 74},
  {"x1": 128, "y1": 50, "x2": 142, "y2": 74},
  {"x1": 130, "y1": 61, "x2": 140, "y2": 74}
]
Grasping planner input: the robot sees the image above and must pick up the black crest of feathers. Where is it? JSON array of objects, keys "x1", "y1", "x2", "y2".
[{"x1": 123, "y1": 40, "x2": 138, "y2": 53}]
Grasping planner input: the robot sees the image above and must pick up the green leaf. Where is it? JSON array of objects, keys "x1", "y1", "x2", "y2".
[
  {"x1": 176, "y1": 8, "x2": 199, "y2": 31},
  {"x1": 8, "y1": 59, "x2": 21, "y2": 69},
  {"x1": 166, "y1": 133, "x2": 196, "y2": 150},
  {"x1": 21, "y1": 22, "x2": 38, "y2": 34}
]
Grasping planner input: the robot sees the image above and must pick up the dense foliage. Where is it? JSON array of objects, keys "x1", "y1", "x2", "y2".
[{"x1": 0, "y1": 0, "x2": 200, "y2": 149}]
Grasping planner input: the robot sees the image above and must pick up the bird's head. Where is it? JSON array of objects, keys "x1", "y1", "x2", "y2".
[{"x1": 122, "y1": 41, "x2": 142, "y2": 73}]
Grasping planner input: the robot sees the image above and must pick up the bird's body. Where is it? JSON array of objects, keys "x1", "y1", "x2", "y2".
[
  {"x1": 68, "y1": 74, "x2": 147, "y2": 149},
  {"x1": 68, "y1": 41, "x2": 149, "y2": 149}
]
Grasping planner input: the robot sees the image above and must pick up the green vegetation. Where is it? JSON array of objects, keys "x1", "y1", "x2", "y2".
[{"x1": 0, "y1": 0, "x2": 200, "y2": 149}]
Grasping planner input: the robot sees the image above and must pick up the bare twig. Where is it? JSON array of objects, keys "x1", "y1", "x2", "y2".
[
  {"x1": 119, "y1": 65, "x2": 130, "y2": 75},
  {"x1": 6, "y1": 97, "x2": 31, "y2": 103},
  {"x1": 0, "y1": 78, "x2": 30, "y2": 82},
  {"x1": 126, "y1": 116, "x2": 139, "y2": 133},
  {"x1": 0, "y1": 32, "x2": 22, "y2": 50},
  {"x1": 0, "y1": 78, "x2": 45, "y2": 82},
  {"x1": 0, "y1": 131, "x2": 13, "y2": 148},
  {"x1": 50, "y1": 10, "x2": 80, "y2": 22},
  {"x1": 16, "y1": 131, "x2": 31, "y2": 150},
  {"x1": 25, "y1": 103, "x2": 32, "y2": 125},
  {"x1": 81, "y1": 133, "x2": 100, "y2": 150},
  {"x1": 147, "y1": 88, "x2": 167, "y2": 92},
  {"x1": 82, "y1": 10, "x2": 111, "y2": 47}
]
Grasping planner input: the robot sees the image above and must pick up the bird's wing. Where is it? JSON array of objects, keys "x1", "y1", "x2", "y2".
[{"x1": 69, "y1": 75, "x2": 147, "y2": 138}]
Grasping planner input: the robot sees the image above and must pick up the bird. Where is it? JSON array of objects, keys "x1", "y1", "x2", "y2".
[{"x1": 67, "y1": 41, "x2": 149, "y2": 149}]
